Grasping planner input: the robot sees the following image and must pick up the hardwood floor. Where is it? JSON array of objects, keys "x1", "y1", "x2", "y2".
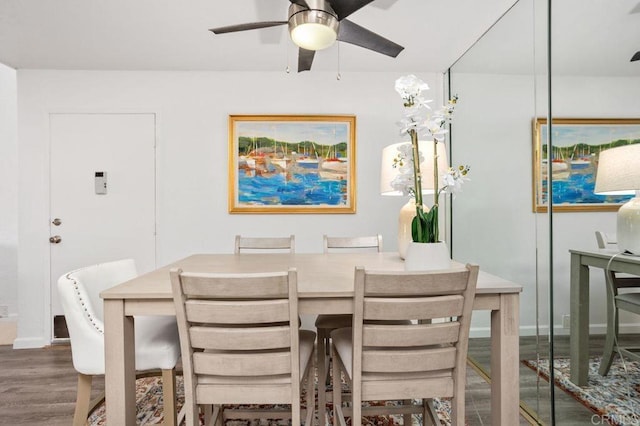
[
  {"x1": 0, "y1": 343, "x2": 103, "y2": 426},
  {"x1": 0, "y1": 342, "x2": 523, "y2": 425},
  {"x1": 1, "y1": 336, "x2": 619, "y2": 425}
]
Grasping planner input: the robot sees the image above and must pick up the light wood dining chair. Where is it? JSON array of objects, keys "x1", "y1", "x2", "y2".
[
  {"x1": 57, "y1": 259, "x2": 180, "y2": 426},
  {"x1": 331, "y1": 264, "x2": 479, "y2": 426},
  {"x1": 322, "y1": 235, "x2": 383, "y2": 253},
  {"x1": 170, "y1": 267, "x2": 316, "y2": 426},
  {"x1": 234, "y1": 234, "x2": 295, "y2": 253},
  {"x1": 315, "y1": 234, "x2": 383, "y2": 424},
  {"x1": 595, "y1": 231, "x2": 640, "y2": 375}
]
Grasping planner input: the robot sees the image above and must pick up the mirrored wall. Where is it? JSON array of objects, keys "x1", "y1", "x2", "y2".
[
  {"x1": 447, "y1": 0, "x2": 553, "y2": 422},
  {"x1": 448, "y1": 0, "x2": 640, "y2": 424}
]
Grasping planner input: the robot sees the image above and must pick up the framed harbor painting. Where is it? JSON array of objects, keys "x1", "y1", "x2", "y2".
[
  {"x1": 532, "y1": 118, "x2": 640, "y2": 212},
  {"x1": 228, "y1": 114, "x2": 356, "y2": 213}
]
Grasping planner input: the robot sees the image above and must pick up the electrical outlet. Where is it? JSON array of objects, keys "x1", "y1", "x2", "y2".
[
  {"x1": 0, "y1": 305, "x2": 8, "y2": 318},
  {"x1": 562, "y1": 314, "x2": 570, "y2": 329}
]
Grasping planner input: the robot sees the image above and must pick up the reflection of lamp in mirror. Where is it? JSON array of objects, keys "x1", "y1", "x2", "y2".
[
  {"x1": 594, "y1": 144, "x2": 640, "y2": 254},
  {"x1": 380, "y1": 140, "x2": 448, "y2": 258}
]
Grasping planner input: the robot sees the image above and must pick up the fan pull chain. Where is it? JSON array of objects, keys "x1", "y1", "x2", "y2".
[
  {"x1": 286, "y1": 39, "x2": 291, "y2": 74},
  {"x1": 336, "y1": 43, "x2": 341, "y2": 80}
]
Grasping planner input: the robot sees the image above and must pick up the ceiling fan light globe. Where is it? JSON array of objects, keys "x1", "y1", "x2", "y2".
[
  {"x1": 288, "y1": 4, "x2": 339, "y2": 51},
  {"x1": 290, "y1": 22, "x2": 337, "y2": 50}
]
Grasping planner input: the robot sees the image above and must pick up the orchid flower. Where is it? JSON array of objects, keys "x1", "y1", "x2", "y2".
[{"x1": 393, "y1": 74, "x2": 467, "y2": 243}]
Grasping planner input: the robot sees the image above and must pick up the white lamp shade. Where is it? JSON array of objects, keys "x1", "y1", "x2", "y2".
[
  {"x1": 594, "y1": 144, "x2": 640, "y2": 254},
  {"x1": 594, "y1": 144, "x2": 640, "y2": 195},
  {"x1": 380, "y1": 140, "x2": 449, "y2": 196}
]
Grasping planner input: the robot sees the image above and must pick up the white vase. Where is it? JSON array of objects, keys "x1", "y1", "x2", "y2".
[
  {"x1": 398, "y1": 199, "x2": 429, "y2": 259},
  {"x1": 404, "y1": 241, "x2": 451, "y2": 271}
]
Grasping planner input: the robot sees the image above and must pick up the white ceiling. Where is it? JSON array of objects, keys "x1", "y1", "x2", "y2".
[
  {"x1": 0, "y1": 0, "x2": 518, "y2": 73},
  {"x1": 452, "y1": 0, "x2": 640, "y2": 77}
]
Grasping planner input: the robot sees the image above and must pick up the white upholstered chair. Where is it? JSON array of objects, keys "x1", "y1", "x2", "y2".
[
  {"x1": 315, "y1": 234, "x2": 383, "y2": 424},
  {"x1": 170, "y1": 267, "x2": 315, "y2": 426},
  {"x1": 57, "y1": 259, "x2": 180, "y2": 426},
  {"x1": 331, "y1": 264, "x2": 479, "y2": 426},
  {"x1": 234, "y1": 234, "x2": 295, "y2": 253},
  {"x1": 595, "y1": 231, "x2": 640, "y2": 375}
]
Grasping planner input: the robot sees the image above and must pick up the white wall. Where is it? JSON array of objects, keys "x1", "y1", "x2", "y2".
[
  {"x1": 449, "y1": 72, "x2": 541, "y2": 336},
  {"x1": 451, "y1": 72, "x2": 640, "y2": 336},
  {"x1": 15, "y1": 69, "x2": 444, "y2": 347},
  {"x1": 15, "y1": 69, "x2": 639, "y2": 347},
  {"x1": 0, "y1": 63, "x2": 18, "y2": 343}
]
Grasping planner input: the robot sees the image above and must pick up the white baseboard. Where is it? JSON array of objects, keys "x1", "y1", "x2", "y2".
[
  {"x1": 470, "y1": 323, "x2": 640, "y2": 340},
  {"x1": 469, "y1": 327, "x2": 491, "y2": 338},
  {"x1": 12, "y1": 336, "x2": 49, "y2": 349}
]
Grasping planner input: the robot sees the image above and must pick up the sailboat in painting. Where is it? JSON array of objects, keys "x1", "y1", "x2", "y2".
[{"x1": 318, "y1": 143, "x2": 348, "y2": 181}]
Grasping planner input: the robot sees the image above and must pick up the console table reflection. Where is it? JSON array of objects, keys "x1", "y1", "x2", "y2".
[{"x1": 101, "y1": 252, "x2": 522, "y2": 425}]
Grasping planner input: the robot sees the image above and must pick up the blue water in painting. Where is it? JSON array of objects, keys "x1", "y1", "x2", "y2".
[
  {"x1": 544, "y1": 167, "x2": 633, "y2": 205},
  {"x1": 238, "y1": 171, "x2": 347, "y2": 206}
]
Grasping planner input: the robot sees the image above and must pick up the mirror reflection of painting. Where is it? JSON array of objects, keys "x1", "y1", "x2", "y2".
[
  {"x1": 534, "y1": 118, "x2": 640, "y2": 212},
  {"x1": 229, "y1": 115, "x2": 356, "y2": 214}
]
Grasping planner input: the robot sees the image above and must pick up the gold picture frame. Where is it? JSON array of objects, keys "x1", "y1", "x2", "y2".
[
  {"x1": 532, "y1": 118, "x2": 640, "y2": 212},
  {"x1": 228, "y1": 114, "x2": 356, "y2": 214}
]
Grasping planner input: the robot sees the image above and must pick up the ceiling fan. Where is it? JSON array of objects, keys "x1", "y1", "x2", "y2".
[{"x1": 209, "y1": 0, "x2": 404, "y2": 72}]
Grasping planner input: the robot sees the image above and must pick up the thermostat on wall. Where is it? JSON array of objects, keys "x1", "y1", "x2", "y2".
[{"x1": 95, "y1": 171, "x2": 107, "y2": 195}]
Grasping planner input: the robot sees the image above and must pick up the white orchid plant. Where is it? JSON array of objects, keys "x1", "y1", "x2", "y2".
[{"x1": 393, "y1": 74, "x2": 470, "y2": 244}]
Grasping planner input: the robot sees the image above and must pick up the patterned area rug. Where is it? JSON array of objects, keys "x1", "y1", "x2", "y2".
[
  {"x1": 522, "y1": 356, "x2": 640, "y2": 425},
  {"x1": 87, "y1": 374, "x2": 454, "y2": 425}
]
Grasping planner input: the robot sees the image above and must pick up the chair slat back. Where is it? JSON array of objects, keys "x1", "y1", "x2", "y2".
[
  {"x1": 595, "y1": 231, "x2": 617, "y2": 249},
  {"x1": 235, "y1": 235, "x2": 295, "y2": 253},
  {"x1": 171, "y1": 268, "x2": 300, "y2": 380},
  {"x1": 363, "y1": 347, "x2": 457, "y2": 373},
  {"x1": 185, "y1": 299, "x2": 290, "y2": 324},
  {"x1": 363, "y1": 322, "x2": 460, "y2": 347},
  {"x1": 364, "y1": 295, "x2": 464, "y2": 321},
  {"x1": 364, "y1": 270, "x2": 469, "y2": 295},
  {"x1": 323, "y1": 234, "x2": 382, "y2": 253},
  {"x1": 179, "y1": 272, "x2": 289, "y2": 298},
  {"x1": 192, "y1": 351, "x2": 292, "y2": 376},
  {"x1": 353, "y1": 265, "x2": 479, "y2": 378}
]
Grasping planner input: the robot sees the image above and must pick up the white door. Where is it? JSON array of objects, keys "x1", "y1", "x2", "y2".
[{"x1": 49, "y1": 113, "x2": 156, "y2": 338}]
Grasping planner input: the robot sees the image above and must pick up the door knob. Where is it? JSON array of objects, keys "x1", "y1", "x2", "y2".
[
  {"x1": 49, "y1": 235, "x2": 62, "y2": 244},
  {"x1": 52, "y1": 218, "x2": 62, "y2": 226}
]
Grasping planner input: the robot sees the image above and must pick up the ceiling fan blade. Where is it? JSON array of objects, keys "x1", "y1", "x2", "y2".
[
  {"x1": 290, "y1": 0, "x2": 310, "y2": 7},
  {"x1": 209, "y1": 21, "x2": 287, "y2": 34},
  {"x1": 330, "y1": 0, "x2": 376, "y2": 20},
  {"x1": 298, "y1": 48, "x2": 316, "y2": 72},
  {"x1": 337, "y1": 19, "x2": 404, "y2": 57},
  {"x1": 632, "y1": 51, "x2": 640, "y2": 62}
]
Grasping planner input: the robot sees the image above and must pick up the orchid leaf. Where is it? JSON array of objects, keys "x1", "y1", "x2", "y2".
[{"x1": 411, "y1": 206, "x2": 439, "y2": 243}]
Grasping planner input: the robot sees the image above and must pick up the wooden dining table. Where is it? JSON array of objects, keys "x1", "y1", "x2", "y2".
[{"x1": 101, "y1": 252, "x2": 522, "y2": 425}]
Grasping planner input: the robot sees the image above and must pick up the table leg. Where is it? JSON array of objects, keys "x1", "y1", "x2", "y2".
[
  {"x1": 104, "y1": 299, "x2": 137, "y2": 425},
  {"x1": 490, "y1": 293, "x2": 520, "y2": 426},
  {"x1": 570, "y1": 252, "x2": 590, "y2": 386},
  {"x1": 316, "y1": 333, "x2": 327, "y2": 426}
]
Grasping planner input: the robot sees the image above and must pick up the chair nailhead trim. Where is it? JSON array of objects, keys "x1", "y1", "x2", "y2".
[{"x1": 66, "y1": 273, "x2": 104, "y2": 334}]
